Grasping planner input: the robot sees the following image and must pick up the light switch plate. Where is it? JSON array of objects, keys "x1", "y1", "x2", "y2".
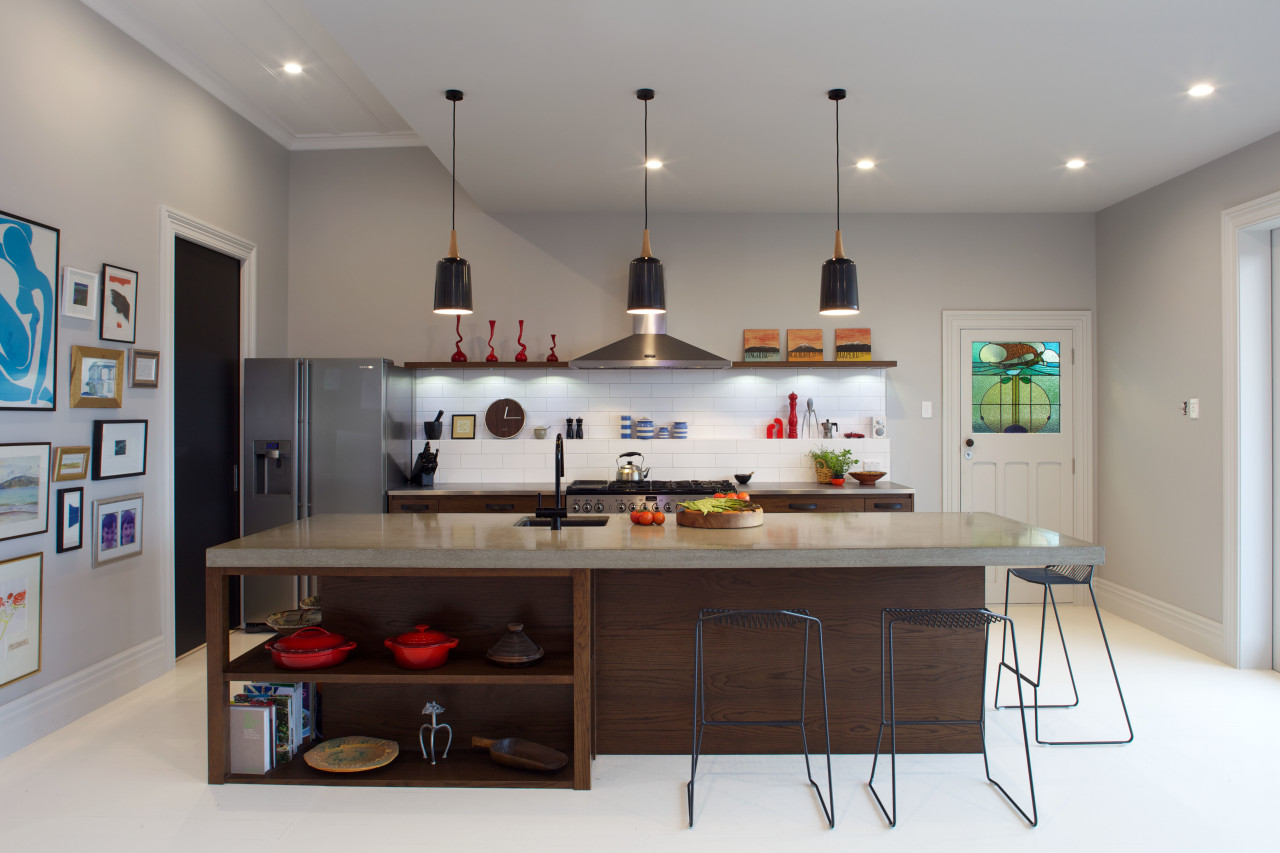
[
  {"x1": 921, "y1": 401, "x2": 933, "y2": 418},
  {"x1": 1188, "y1": 398, "x2": 1200, "y2": 419}
]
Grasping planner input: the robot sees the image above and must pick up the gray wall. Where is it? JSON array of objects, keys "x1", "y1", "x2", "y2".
[
  {"x1": 0, "y1": 0, "x2": 288, "y2": 721},
  {"x1": 288, "y1": 147, "x2": 1097, "y2": 507},
  {"x1": 1097, "y1": 128, "x2": 1280, "y2": 621}
]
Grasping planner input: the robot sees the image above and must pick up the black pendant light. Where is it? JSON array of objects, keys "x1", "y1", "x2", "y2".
[
  {"x1": 627, "y1": 88, "x2": 666, "y2": 315},
  {"x1": 819, "y1": 88, "x2": 860, "y2": 316},
  {"x1": 433, "y1": 89, "x2": 473, "y2": 315}
]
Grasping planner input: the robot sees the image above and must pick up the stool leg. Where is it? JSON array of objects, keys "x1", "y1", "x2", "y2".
[
  {"x1": 804, "y1": 621, "x2": 835, "y2": 828},
  {"x1": 868, "y1": 613, "x2": 898, "y2": 827},
  {"x1": 989, "y1": 622, "x2": 1038, "y2": 826},
  {"x1": 688, "y1": 619, "x2": 704, "y2": 827}
]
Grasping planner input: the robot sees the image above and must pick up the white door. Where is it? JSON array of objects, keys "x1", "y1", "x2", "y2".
[{"x1": 960, "y1": 329, "x2": 1075, "y2": 603}]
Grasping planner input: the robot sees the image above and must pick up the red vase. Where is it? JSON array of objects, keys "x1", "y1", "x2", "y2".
[
  {"x1": 515, "y1": 319, "x2": 528, "y2": 362},
  {"x1": 451, "y1": 316, "x2": 467, "y2": 362},
  {"x1": 546, "y1": 334, "x2": 559, "y2": 362},
  {"x1": 485, "y1": 320, "x2": 498, "y2": 362}
]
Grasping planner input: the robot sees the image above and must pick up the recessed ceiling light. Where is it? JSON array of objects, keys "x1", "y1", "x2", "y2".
[
  {"x1": 856, "y1": 159, "x2": 875, "y2": 170},
  {"x1": 645, "y1": 159, "x2": 663, "y2": 169},
  {"x1": 283, "y1": 62, "x2": 302, "y2": 75},
  {"x1": 1066, "y1": 159, "x2": 1086, "y2": 170},
  {"x1": 1188, "y1": 83, "x2": 1215, "y2": 97}
]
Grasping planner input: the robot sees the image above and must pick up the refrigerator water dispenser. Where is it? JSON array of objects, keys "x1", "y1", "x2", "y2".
[{"x1": 253, "y1": 439, "x2": 293, "y2": 495}]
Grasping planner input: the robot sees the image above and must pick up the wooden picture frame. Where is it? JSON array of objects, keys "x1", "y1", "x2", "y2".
[
  {"x1": 61, "y1": 266, "x2": 99, "y2": 321},
  {"x1": 99, "y1": 263, "x2": 138, "y2": 344},
  {"x1": 0, "y1": 210, "x2": 59, "y2": 410},
  {"x1": 92, "y1": 419, "x2": 148, "y2": 480},
  {"x1": 52, "y1": 445, "x2": 90, "y2": 481},
  {"x1": 0, "y1": 552, "x2": 42, "y2": 687},
  {"x1": 451, "y1": 413, "x2": 476, "y2": 439},
  {"x1": 70, "y1": 345, "x2": 125, "y2": 408},
  {"x1": 56, "y1": 487, "x2": 83, "y2": 553},
  {"x1": 91, "y1": 493, "x2": 143, "y2": 567},
  {"x1": 130, "y1": 348, "x2": 159, "y2": 388},
  {"x1": 0, "y1": 443, "x2": 50, "y2": 543}
]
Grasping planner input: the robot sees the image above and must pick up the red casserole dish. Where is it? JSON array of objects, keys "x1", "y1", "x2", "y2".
[
  {"x1": 264, "y1": 626, "x2": 356, "y2": 670},
  {"x1": 384, "y1": 624, "x2": 460, "y2": 669}
]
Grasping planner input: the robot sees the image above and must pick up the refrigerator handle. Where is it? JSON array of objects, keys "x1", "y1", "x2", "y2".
[
  {"x1": 298, "y1": 360, "x2": 309, "y2": 521},
  {"x1": 232, "y1": 464, "x2": 239, "y2": 494}
]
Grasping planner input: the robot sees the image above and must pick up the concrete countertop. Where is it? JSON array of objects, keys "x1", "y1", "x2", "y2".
[
  {"x1": 387, "y1": 481, "x2": 915, "y2": 497},
  {"x1": 207, "y1": 511, "x2": 1100, "y2": 571}
]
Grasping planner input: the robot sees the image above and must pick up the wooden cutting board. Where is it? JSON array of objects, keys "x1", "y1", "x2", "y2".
[{"x1": 675, "y1": 506, "x2": 764, "y2": 529}]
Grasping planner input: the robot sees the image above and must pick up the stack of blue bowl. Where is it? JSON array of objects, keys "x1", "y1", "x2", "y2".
[
  {"x1": 671, "y1": 420, "x2": 689, "y2": 439},
  {"x1": 620, "y1": 414, "x2": 632, "y2": 439},
  {"x1": 635, "y1": 417, "x2": 654, "y2": 439}
]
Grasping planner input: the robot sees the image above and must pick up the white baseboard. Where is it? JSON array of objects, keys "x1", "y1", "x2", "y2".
[
  {"x1": 0, "y1": 637, "x2": 171, "y2": 760},
  {"x1": 1094, "y1": 578, "x2": 1225, "y2": 662}
]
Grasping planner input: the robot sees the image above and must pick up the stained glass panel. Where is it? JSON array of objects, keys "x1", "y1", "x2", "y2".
[{"x1": 971, "y1": 341, "x2": 1061, "y2": 434}]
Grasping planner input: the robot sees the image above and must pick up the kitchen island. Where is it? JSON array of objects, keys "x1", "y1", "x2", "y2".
[{"x1": 207, "y1": 511, "x2": 1101, "y2": 789}]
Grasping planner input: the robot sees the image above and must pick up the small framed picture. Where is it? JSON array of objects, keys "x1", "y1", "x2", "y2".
[
  {"x1": 0, "y1": 443, "x2": 50, "y2": 543},
  {"x1": 91, "y1": 493, "x2": 143, "y2": 567},
  {"x1": 0, "y1": 552, "x2": 43, "y2": 688},
  {"x1": 56, "y1": 487, "x2": 83, "y2": 553},
  {"x1": 130, "y1": 348, "x2": 159, "y2": 388},
  {"x1": 451, "y1": 414, "x2": 476, "y2": 439},
  {"x1": 52, "y1": 446, "x2": 90, "y2": 481},
  {"x1": 61, "y1": 267, "x2": 99, "y2": 321},
  {"x1": 99, "y1": 263, "x2": 138, "y2": 344},
  {"x1": 92, "y1": 419, "x2": 148, "y2": 480},
  {"x1": 70, "y1": 345, "x2": 125, "y2": 408}
]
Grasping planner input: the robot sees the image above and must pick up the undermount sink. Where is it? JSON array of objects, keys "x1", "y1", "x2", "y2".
[{"x1": 514, "y1": 515, "x2": 611, "y2": 527}]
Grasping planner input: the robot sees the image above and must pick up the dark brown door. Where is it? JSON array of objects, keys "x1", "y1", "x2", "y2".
[{"x1": 174, "y1": 237, "x2": 241, "y2": 656}]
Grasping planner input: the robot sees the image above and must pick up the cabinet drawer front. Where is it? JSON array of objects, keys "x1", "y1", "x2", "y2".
[
  {"x1": 752, "y1": 495, "x2": 865, "y2": 513},
  {"x1": 865, "y1": 496, "x2": 913, "y2": 512},
  {"x1": 389, "y1": 497, "x2": 437, "y2": 514},
  {"x1": 440, "y1": 495, "x2": 539, "y2": 513}
]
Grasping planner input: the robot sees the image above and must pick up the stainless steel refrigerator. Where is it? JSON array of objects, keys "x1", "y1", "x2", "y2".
[{"x1": 241, "y1": 357, "x2": 412, "y2": 626}]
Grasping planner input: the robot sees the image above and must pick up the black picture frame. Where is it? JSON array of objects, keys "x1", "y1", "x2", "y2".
[
  {"x1": 56, "y1": 487, "x2": 83, "y2": 553},
  {"x1": 99, "y1": 263, "x2": 138, "y2": 344},
  {"x1": 91, "y1": 419, "x2": 148, "y2": 480},
  {"x1": 0, "y1": 442, "x2": 51, "y2": 543},
  {"x1": 0, "y1": 210, "x2": 59, "y2": 411},
  {"x1": 451, "y1": 413, "x2": 477, "y2": 439}
]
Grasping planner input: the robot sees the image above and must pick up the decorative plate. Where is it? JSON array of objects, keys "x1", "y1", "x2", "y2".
[
  {"x1": 265, "y1": 608, "x2": 322, "y2": 631},
  {"x1": 303, "y1": 736, "x2": 399, "y2": 773}
]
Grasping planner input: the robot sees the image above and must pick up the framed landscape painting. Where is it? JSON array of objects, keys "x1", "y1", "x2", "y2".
[
  {"x1": 787, "y1": 329, "x2": 824, "y2": 361},
  {"x1": 0, "y1": 210, "x2": 59, "y2": 410},
  {"x1": 0, "y1": 443, "x2": 50, "y2": 543},
  {"x1": 0, "y1": 552, "x2": 42, "y2": 688},
  {"x1": 743, "y1": 329, "x2": 782, "y2": 362},
  {"x1": 53, "y1": 446, "x2": 90, "y2": 481},
  {"x1": 99, "y1": 263, "x2": 138, "y2": 344},
  {"x1": 835, "y1": 328, "x2": 872, "y2": 361}
]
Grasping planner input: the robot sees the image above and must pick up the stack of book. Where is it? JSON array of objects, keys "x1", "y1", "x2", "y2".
[{"x1": 227, "y1": 681, "x2": 316, "y2": 774}]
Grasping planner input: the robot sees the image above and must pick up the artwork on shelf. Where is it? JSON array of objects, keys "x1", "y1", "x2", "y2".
[
  {"x1": 743, "y1": 329, "x2": 782, "y2": 362},
  {"x1": 0, "y1": 209, "x2": 59, "y2": 411},
  {"x1": 99, "y1": 263, "x2": 138, "y2": 344},
  {"x1": 0, "y1": 552, "x2": 42, "y2": 688},
  {"x1": 787, "y1": 329, "x2": 824, "y2": 361},
  {"x1": 56, "y1": 487, "x2": 83, "y2": 553},
  {"x1": 130, "y1": 348, "x2": 159, "y2": 388},
  {"x1": 451, "y1": 414, "x2": 476, "y2": 440},
  {"x1": 60, "y1": 267, "x2": 98, "y2": 321},
  {"x1": 52, "y1": 446, "x2": 90, "y2": 481},
  {"x1": 70, "y1": 345, "x2": 125, "y2": 408},
  {"x1": 91, "y1": 419, "x2": 148, "y2": 480},
  {"x1": 91, "y1": 493, "x2": 143, "y2": 567},
  {"x1": 835, "y1": 328, "x2": 871, "y2": 361},
  {"x1": 0, "y1": 443, "x2": 50, "y2": 543}
]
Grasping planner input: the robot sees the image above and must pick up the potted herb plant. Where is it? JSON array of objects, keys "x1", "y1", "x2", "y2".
[{"x1": 806, "y1": 446, "x2": 857, "y2": 484}]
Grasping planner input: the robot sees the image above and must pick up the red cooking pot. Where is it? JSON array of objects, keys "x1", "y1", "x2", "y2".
[
  {"x1": 384, "y1": 624, "x2": 460, "y2": 670},
  {"x1": 264, "y1": 626, "x2": 356, "y2": 670}
]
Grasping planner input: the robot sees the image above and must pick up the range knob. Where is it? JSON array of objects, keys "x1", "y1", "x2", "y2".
[
  {"x1": 616, "y1": 500, "x2": 627, "y2": 513},
  {"x1": 594, "y1": 501, "x2": 605, "y2": 513},
  {"x1": 628, "y1": 502, "x2": 637, "y2": 512},
  {"x1": 571, "y1": 502, "x2": 580, "y2": 513},
  {"x1": 663, "y1": 501, "x2": 673, "y2": 512}
]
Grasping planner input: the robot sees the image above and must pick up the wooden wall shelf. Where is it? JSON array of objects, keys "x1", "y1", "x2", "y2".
[
  {"x1": 405, "y1": 362, "x2": 570, "y2": 369},
  {"x1": 405, "y1": 361, "x2": 895, "y2": 370},
  {"x1": 731, "y1": 360, "x2": 897, "y2": 369}
]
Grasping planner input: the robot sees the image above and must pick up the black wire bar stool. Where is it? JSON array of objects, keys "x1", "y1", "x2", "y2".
[
  {"x1": 993, "y1": 565, "x2": 1134, "y2": 746},
  {"x1": 687, "y1": 608, "x2": 834, "y2": 829},
  {"x1": 868, "y1": 608, "x2": 1038, "y2": 828}
]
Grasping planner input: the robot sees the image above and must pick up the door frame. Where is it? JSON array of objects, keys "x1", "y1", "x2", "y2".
[
  {"x1": 159, "y1": 207, "x2": 257, "y2": 660},
  {"x1": 942, "y1": 311, "x2": 1095, "y2": 547}
]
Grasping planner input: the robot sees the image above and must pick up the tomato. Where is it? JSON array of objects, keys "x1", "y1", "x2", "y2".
[
  {"x1": 713, "y1": 492, "x2": 726, "y2": 498},
  {"x1": 735, "y1": 492, "x2": 749, "y2": 501},
  {"x1": 651, "y1": 511, "x2": 666, "y2": 525},
  {"x1": 629, "y1": 511, "x2": 641, "y2": 524},
  {"x1": 637, "y1": 511, "x2": 654, "y2": 525}
]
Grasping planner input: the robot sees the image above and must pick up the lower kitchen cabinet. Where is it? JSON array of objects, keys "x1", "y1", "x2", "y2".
[
  {"x1": 390, "y1": 492, "x2": 912, "y2": 514},
  {"x1": 751, "y1": 493, "x2": 914, "y2": 513},
  {"x1": 389, "y1": 495, "x2": 539, "y2": 514}
]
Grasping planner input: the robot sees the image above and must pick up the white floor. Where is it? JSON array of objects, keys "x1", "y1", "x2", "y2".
[{"x1": 0, "y1": 605, "x2": 1276, "y2": 852}]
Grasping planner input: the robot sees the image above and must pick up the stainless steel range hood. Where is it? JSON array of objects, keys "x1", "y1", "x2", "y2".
[{"x1": 570, "y1": 314, "x2": 731, "y2": 369}]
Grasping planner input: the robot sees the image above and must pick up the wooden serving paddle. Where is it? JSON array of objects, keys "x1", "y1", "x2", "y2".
[
  {"x1": 471, "y1": 735, "x2": 568, "y2": 771},
  {"x1": 675, "y1": 506, "x2": 764, "y2": 529}
]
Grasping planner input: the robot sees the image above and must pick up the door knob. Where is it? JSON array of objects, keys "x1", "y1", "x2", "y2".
[{"x1": 965, "y1": 438, "x2": 974, "y2": 447}]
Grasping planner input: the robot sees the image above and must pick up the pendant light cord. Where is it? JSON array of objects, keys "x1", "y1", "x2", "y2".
[
  {"x1": 451, "y1": 97, "x2": 457, "y2": 232},
  {"x1": 644, "y1": 98, "x2": 649, "y2": 231},
  {"x1": 834, "y1": 96, "x2": 841, "y2": 233}
]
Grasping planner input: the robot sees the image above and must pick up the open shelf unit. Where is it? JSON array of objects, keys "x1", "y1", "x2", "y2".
[{"x1": 404, "y1": 360, "x2": 895, "y2": 370}]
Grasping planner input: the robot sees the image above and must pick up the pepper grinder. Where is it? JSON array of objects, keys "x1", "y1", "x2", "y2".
[
  {"x1": 574, "y1": 417, "x2": 584, "y2": 439},
  {"x1": 565, "y1": 417, "x2": 574, "y2": 438}
]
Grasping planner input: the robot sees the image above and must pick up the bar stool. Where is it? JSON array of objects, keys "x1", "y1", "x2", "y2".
[
  {"x1": 687, "y1": 608, "x2": 834, "y2": 829},
  {"x1": 993, "y1": 565, "x2": 1134, "y2": 745},
  {"x1": 868, "y1": 608, "x2": 1037, "y2": 828}
]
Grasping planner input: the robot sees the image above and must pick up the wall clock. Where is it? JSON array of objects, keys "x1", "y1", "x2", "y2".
[{"x1": 484, "y1": 398, "x2": 526, "y2": 438}]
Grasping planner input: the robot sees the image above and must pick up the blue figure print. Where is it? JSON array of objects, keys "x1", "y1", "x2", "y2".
[{"x1": 0, "y1": 215, "x2": 55, "y2": 405}]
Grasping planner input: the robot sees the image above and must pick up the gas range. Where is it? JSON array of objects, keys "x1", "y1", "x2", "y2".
[{"x1": 565, "y1": 479, "x2": 737, "y2": 515}]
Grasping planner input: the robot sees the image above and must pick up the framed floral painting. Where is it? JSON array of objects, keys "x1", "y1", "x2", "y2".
[{"x1": 0, "y1": 552, "x2": 42, "y2": 688}]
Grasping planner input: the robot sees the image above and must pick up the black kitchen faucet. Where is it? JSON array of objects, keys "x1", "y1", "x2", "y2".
[{"x1": 534, "y1": 433, "x2": 568, "y2": 530}]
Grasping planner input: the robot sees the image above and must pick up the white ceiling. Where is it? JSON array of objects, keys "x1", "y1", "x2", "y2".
[{"x1": 87, "y1": 0, "x2": 1280, "y2": 214}]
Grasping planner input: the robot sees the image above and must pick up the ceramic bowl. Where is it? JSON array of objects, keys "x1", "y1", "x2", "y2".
[
  {"x1": 734, "y1": 473, "x2": 753, "y2": 485},
  {"x1": 851, "y1": 471, "x2": 886, "y2": 485}
]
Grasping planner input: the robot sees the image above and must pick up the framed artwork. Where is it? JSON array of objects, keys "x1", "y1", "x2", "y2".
[
  {"x1": 99, "y1": 263, "x2": 138, "y2": 344},
  {"x1": 60, "y1": 267, "x2": 99, "y2": 321},
  {"x1": 91, "y1": 493, "x2": 143, "y2": 567},
  {"x1": 92, "y1": 419, "x2": 148, "y2": 480},
  {"x1": 130, "y1": 348, "x2": 159, "y2": 388},
  {"x1": 0, "y1": 443, "x2": 50, "y2": 543},
  {"x1": 835, "y1": 328, "x2": 872, "y2": 361},
  {"x1": 743, "y1": 329, "x2": 782, "y2": 362},
  {"x1": 53, "y1": 445, "x2": 90, "y2": 481},
  {"x1": 70, "y1": 345, "x2": 125, "y2": 408},
  {"x1": 0, "y1": 210, "x2": 59, "y2": 411},
  {"x1": 451, "y1": 413, "x2": 476, "y2": 439},
  {"x1": 0, "y1": 552, "x2": 42, "y2": 688},
  {"x1": 787, "y1": 329, "x2": 824, "y2": 361},
  {"x1": 56, "y1": 487, "x2": 83, "y2": 553}
]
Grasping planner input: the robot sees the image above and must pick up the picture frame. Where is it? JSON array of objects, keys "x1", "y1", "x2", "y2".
[
  {"x1": 99, "y1": 263, "x2": 138, "y2": 344},
  {"x1": 92, "y1": 419, "x2": 148, "y2": 480},
  {"x1": 56, "y1": 487, "x2": 83, "y2": 553},
  {"x1": 70, "y1": 345, "x2": 125, "y2": 408},
  {"x1": 52, "y1": 445, "x2": 90, "y2": 481},
  {"x1": 91, "y1": 493, "x2": 143, "y2": 567},
  {"x1": 130, "y1": 348, "x2": 159, "y2": 388},
  {"x1": 0, "y1": 552, "x2": 43, "y2": 688},
  {"x1": 0, "y1": 443, "x2": 50, "y2": 543},
  {"x1": 0, "y1": 210, "x2": 59, "y2": 411},
  {"x1": 60, "y1": 266, "x2": 99, "y2": 321},
  {"x1": 451, "y1": 413, "x2": 476, "y2": 439}
]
